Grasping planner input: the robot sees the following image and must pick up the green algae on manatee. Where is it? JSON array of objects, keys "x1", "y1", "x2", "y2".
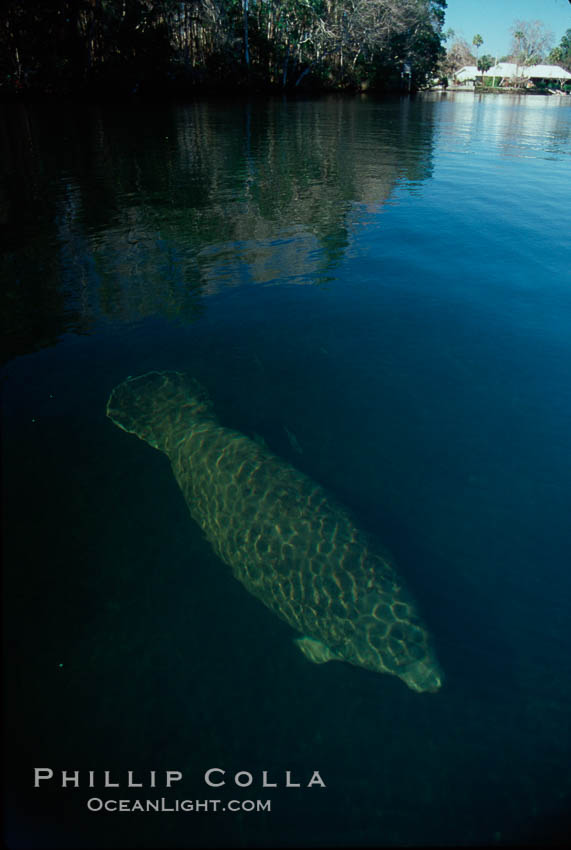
[{"x1": 107, "y1": 371, "x2": 443, "y2": 694}]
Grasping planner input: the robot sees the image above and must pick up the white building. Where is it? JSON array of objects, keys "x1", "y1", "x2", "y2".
[
  {"x1": 454, "y1": 65, "x2": 478, "y2": 83},
  {"x1": 483, "y1": 62, "x2": 518, "y2": 79},
  {"x1": 459, "y1": 62, "x2": 571, "y2": 85},
  {"x1": 525, "y1": 64, "x2": 571, "y2": 83}
]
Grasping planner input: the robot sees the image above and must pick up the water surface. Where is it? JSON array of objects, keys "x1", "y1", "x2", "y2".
[{"x1": 2, "y1": 93, "x2": 571, "y2": 848}]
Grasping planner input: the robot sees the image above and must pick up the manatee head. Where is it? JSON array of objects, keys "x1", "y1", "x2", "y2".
[
  {"x1": 107, "y1": 371, "x2": 215, "y2": 452},
  {"x1": 386, "y1": 619, "x2": 444, "y2": 694},
  {"x1": 337, "y1": 580, "x2": 444, "y2": 694},
  {"x1": 338, "y1": 623, "x2": 443, "y2": 693},
  {"x1": 397, "y1": 658, "x2": 443, "y2": 694}
]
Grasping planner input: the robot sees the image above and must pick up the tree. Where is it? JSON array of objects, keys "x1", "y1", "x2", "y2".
[
  {"x1": 548, "y1": 28, "x2": 571, "y2": 70},
  {"x1": 477, "y1": 54, "x2": 494, "y2": 80},
  {"x1": 442, "y1": 37, "x2": 475, "y2": 77},
  {"x1": 472, "y1": 33, "x2": 483, "y2": 62},
  {"x1": 0, "y1": 0, "x2": 449, "y2": 95},
  {"x1": 243, "y1": 0, "x2": 250, "y2": 71},
  {"x1": 509, "y1": 19, "x2": 553, "y2": 65}
]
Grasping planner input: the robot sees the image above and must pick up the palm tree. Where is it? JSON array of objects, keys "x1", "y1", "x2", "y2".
[
  {"x1": 478, "y1": 55, "x2": 494, "y2": 84},
  {"x1": 473, "y1": 33, "x2": 483, "y2": 64},
  {"x1": 514, "y1": 30, "x2": 524, "y2": 79}
]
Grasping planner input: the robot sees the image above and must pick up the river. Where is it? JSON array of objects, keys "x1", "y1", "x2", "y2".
[{"x1": 2, "y1": 92, "x2": 571, "y2": 848}]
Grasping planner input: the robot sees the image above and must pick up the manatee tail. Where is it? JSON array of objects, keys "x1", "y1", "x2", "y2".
[{"x1": 106, "y1": 371, "x2": 216, "y2": 453}]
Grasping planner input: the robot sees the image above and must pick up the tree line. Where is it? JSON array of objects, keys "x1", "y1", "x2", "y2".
[
  {"x1": 442, "y1": 20, "x2": 571, "y2": 81},
  {"x1": 0, "y1": 0, "x2": 447, "y2": 98}
]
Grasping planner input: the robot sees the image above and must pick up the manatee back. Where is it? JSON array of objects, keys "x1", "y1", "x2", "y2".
[
  {"x1": 107, "y1": 370, "x2": 443, "y2": 692},
  {"x1": 169, "y1": 422, "x2": 441, "y2": 688}
]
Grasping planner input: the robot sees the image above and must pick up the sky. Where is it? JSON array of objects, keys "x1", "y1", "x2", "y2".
[{"x1": 444, "y1": 0, "x2": 571, "y2": 61}]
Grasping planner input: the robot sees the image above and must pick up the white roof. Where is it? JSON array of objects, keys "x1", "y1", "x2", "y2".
[
  {"x1": 486, "y1": 63, "x2": 518, "y2": 77},
  {"x1": 527, "y1": 64, "x2": 571, "y2": 79},
  {"x1": 455, "y1": 65, "x2": 478, "y2": 80},
  {"x1": 485, "y1": 62, "x2": 571, "y2": 80}
]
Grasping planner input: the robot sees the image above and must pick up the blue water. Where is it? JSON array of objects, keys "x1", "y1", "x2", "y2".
[{"x1": 2, "y1": 93, "x2": 571, "y2": 847}]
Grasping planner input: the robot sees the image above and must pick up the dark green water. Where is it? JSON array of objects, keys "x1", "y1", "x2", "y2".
[{"x1": 2, "y1": 94, "x2": 571, "y2": 848}]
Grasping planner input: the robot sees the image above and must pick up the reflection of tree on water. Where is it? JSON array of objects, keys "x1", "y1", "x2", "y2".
[
  {"x1": 1, "y1": 97, "x2": 437, "y2": 358},
  {"x1": 165, "y1": 97, "x2": 436, "y2": 290}
]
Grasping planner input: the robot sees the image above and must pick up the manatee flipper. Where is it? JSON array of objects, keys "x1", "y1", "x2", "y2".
[
  {"x1": 295, "y1": 637, "x2": 338, "y2": 664},
  {"x1": 252, "y1": 432, "x2": 269, "y2": 450}
]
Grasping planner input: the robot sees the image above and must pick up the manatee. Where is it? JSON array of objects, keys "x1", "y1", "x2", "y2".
[{"x1": 107, "y1": 371, "x2": 443, "y2": 693}]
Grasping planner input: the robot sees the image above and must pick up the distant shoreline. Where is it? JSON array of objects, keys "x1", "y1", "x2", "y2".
[{"x1": 429, "y1": 86, "x2": 569, "y2": 97}]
